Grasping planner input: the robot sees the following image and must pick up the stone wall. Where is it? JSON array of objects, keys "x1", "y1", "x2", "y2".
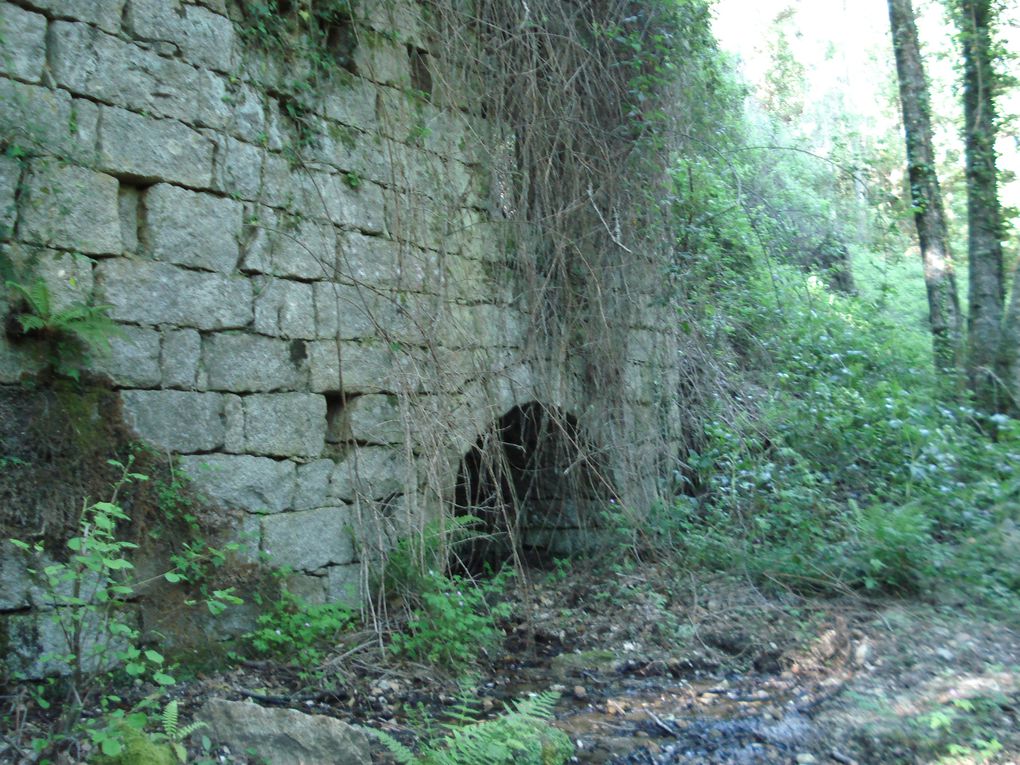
[{"x1": 0, "y1": 0, "x2": 684, "y2": 662}]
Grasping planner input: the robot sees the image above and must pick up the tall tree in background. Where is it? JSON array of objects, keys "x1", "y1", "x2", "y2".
[
  {"x1": 1004, "y1": 269, "x2": 1020, "y2": 412},
  {"x1": 887, "y1": 0, "x2": 963, "y2": 373},
  {"x1": 955, "y1": 0, "x2": 1012, "y2": 412}
]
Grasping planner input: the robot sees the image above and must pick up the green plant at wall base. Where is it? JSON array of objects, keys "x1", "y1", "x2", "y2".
[
  {"x1": 4, "y1": 278, "x2": 117, "y2": 380},
  {"x1": 366, "y1": 690, "x2": 572, "y2": 765},
  {"x1": 8, "y1": 460, "x2": 236, "y2": 760},
  {"x1": 245, "y1": 587, "x2": 356, "y2": 672},
  {"x1": 389, "y1": 569, "x2": 512, "y2": 670}
]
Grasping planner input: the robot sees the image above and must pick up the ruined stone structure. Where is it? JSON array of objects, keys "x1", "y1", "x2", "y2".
[{"x1": 0, "y1": 0, "x2": 683, "y2": 659}]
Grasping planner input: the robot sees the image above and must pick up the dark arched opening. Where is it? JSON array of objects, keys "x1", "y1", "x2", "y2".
[{"x1": 452, "y1": 401, "x2": 613, "y2": 574}]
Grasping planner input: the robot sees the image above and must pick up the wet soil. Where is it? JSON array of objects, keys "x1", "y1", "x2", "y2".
[{"x1": 4, "y1": 563, "x2": 1020, "y2": 764}]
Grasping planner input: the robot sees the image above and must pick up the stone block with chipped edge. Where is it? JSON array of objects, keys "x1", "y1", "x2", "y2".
[
  {"x1": 243, "y1": 392, "x2": 326, "y2": 457},
  {"x1": 179, "y1": 454, "x2": 296, "y2": 514},
  {"x1": 203, "y1": 333, "x2": 308, "y2": 392},
  {"x1": 97, "y1": 105, "x2": 213, "y2": 188},
  {"x1": 88, "y1": 324, "x2": 161, "y2": 387},
  {"x1": 142, "y1": 183, "x2": 242, "y2": 273},
  {"x1": 0, "y1": 3, "x2": 46, "y2": 82},
  {"x1": 160, "y1": 328, "x2": 201, "y2": 389},
  {"x1": 262, "y1": 506, "x2": 356, "y2": 571},
  {"x1": 120, "y1": 389, "x2": 226, "y2": 452},
  {"x1": 96, "y1": 259, "x2": 252, "y2": 330},
  {"x1": 253, "y1": 277, "x2": 316, "y2": 340},
  {"x1": 125, "y1": 0, "x2": 236, "y2": 72},
  {"x1": 17, "y1": 161, "x2": 121, "y2": 255}
]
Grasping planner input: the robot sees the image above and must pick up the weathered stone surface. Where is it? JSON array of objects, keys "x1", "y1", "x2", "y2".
[
  {"x1": 284, "y1": 572, "x2": 327, "y2": 604},
  {"x1": 125, "y1": 0, "x2": 236, "y2": 71},
  {"x1": 0, "y1": 546, "x2": 34, "y2": 610},
  {"x1": 161, "y1": 328, "x2": 201, "y2": 388},
  {"x1": 309, "y1": 340, "x2": 417, "y2": 394},
  {"x1": 241, "y1": 207, "x2": 337, "y2": 280},
  {"x1": 203, "y1": 334, "x2": 307, "y2": 392},
  {"x1": 142, "y1": 184, "x2": 242, "y2": 273},
  {"x1": 118, "y1": 184, "x2": 140, "y2": 253},
  {"x1": 120, "y1": 390, "x2": 225, "y2": 452},
  {"x1": 179, "y1": 454, "x2": 295, "y2": 514},
  {"x1": 202, "y1": 700, "x2": 371, "y2": 765},
  {"x1": 96, "y1": 259, "x2": 252, "y2": 329},
  {"x1": 269, "y1": 162, "x2": 386, "y2": 234},
  {"x1": 312, "y1": 281, "x2": 385, "y2": 339},
  {"x1": 49, "y1": 22, "x2": 230, "y2": 131},
  {"x1": 321, "y1": 77, "x2": 378, "y2": 131},
  {"x1": 89, "y1": 325, "x2": 161, "y2": 387},
  {"x1": 0, "y1": 80, "x2": 85, "y2": 161},
  {"x1": 358, "y1": 0, "x2": 424, "y2": 47},
  {"x1": 253, "y1": 277, "x2": 316, "y2": 339},
  {"x1": 25, "y1": 0, "x2": 125, "y2": 33},
  {"x1": 4, "y1": 608, "x2": 131, "y2": 679},
  {"x1": 0, "y1": 335, "x2": 44, "y2": 382},
  {"x1": 293, "y1": 459, "x2": 334, "y2": 510},
  {"x1": 97, "y1": 105, "x2": 213, "y2": 188},
  {"x1": 336, "y1": 232, "x2": 430, "y2": 290},
  {"x1": 224, "y1": 393, "x2": 244, "y2": 452},
  {"x1": 348, "y1": 394, "x2": 404, "y2": 444},
  {"x1": 326, "y1": 564, "x2": 362, "y2": 605},
  {"x1": 262, "y1": 506, "x2": 355, "y2": 571},
  {"x1": 330, "y1": 447, "x2": 408, "y2": 501},
  {"x1": 243, "y1": 393, "x2": 326, "y2": 457},
  {"x1": 0, "y1": 154, "x2": 19, "y2": 234},
  {"x1": 4, "y1": 247, "x2": 96, "y2": 313},
  {"x1": 18, "y1": 162, "x2": 121, "y2": 255},
  {"x1": 353, "y1": 37, "x2": 410, "y2": 88},
  {"x1": 210, "y1": 134, "x2": 263, "y2": 200},
  {"x1": 0, "y1": 3, "x2": 46, "y2": 82}
]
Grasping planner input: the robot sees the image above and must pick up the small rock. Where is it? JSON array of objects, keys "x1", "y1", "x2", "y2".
[
  {"x1": 796, "y1": 754, "x2": 818, "y2": 764},
  {"x1": 573, "y1": 685, "x2": 588, "y2": 700}
]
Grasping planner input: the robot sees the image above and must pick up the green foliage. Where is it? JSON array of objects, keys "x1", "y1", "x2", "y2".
[
  {"x1": 245, "y1": 586, "x2": 356, "y2": 671},
  {"x1": 366, "y1": 690, "x2": 571, "y2": 765},
  {"x1": 8, "y1": 460, "x2": 235, "y2": 760},
  {"x1": 150, "y1": 700, "x2": 208, "y2": 763},
  {"x1": 235, "y1": 0, "x2": 358, "y2": 155},
  {"x1": 5, "y1": 278, "x2": 117, "y2": 380},
  {"x1": 389, "y1": 569, "x2": 512, "y2": 671},
  {"x1": 658, "y1": 264, "x2": 1020, "y2": 603}
]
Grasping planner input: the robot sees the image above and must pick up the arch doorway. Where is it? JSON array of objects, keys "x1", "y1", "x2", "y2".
[{"x1": 452, "y1": 401, "x2": 614, "y2": 573}]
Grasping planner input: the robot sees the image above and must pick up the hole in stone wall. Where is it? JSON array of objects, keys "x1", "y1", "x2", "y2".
[
  {"x1": 324, "y1": 391, "x2": 355, "y2": 456},
  {"x1": 409, "y1": 47, "x2": 433, "y2": 101},
  {"x1": 325, "y1": 21, "x2": 358, "y2": 72},
  {"x1": 452, "y1": 401, "x2": 613, "y2": 575}
]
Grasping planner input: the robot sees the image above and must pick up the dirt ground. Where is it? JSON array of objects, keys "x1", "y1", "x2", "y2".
[{"x1": 4, "y1": 562, "x2": 1019, "y2": 764}]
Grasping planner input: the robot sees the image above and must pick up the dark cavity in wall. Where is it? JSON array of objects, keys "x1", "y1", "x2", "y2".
[
  {"x1": 409, "y1": 47, "x2": 433, "y2": 100},
  {"x1": 452, "y1": 401, "x2": 612, "y2": 574}
]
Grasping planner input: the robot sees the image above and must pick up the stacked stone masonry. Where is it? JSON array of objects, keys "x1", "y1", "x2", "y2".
[{"x1": 0, "y1": 0, "x2": 684, "y2": 665}]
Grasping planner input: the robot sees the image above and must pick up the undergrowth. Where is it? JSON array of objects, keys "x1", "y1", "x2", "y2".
[
  {"x1": 366, "y1": 690, "x2": 571, "y2": 765},
  {"x1": 655, "y1": 265, "x2": 1020, "y2": 606}
]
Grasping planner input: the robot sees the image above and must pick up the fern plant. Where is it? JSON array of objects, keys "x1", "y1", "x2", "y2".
[
  {"x1": 365, "y1": 691, "x2": 573, "y2": 765},
  {"x1": 5, "y1": 278, "x2": 117, "y2": 379},
  {"x1": 151, "y1": 700, "x2": 208, "y2": 763}
]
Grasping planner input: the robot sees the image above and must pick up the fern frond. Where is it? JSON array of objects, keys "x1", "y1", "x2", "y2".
[
  {"x1": 162, "y1": 700, "x2": 180, "y2": 739},
  {"x1": 362, "y1": 726, "x2": 418, "y2": 764}
]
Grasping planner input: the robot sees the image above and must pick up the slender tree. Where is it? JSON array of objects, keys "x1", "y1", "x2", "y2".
[
  {"x1": 1003, "y1": 267, "x2": 1020, "y2": 413},
  {"x1": 956, "y1": 0, "x2": 1008, "y2": 411},
  {"x1": 887, "y1": 0, "x2": 963, "y2": 373}
]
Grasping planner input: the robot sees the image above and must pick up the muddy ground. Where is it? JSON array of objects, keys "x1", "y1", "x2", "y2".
[{"x1": 5, "y1": 562, "x2": 1020, "y2": 764}]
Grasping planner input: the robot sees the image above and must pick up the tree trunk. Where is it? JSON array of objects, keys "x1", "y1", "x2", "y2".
[
  {"x1": 887, "y1": 0, "x2": 963, "y2": 373},
  {"x1": 1001, "y1": 265, "x2": 1020, "y2": 414},
  {"x1": 958, "y1": 0, "x2": 1006, "y2": 411}
]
